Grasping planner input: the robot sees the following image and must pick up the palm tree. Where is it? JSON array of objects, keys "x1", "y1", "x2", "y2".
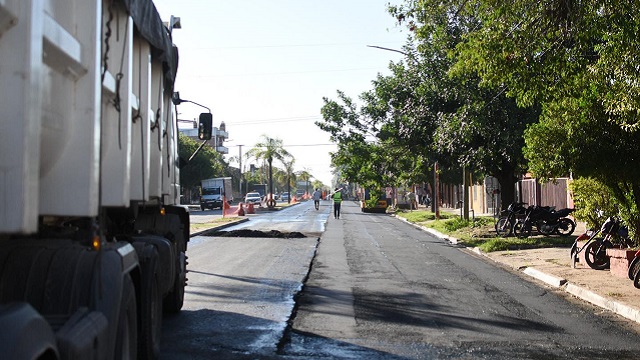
[
  {"x1": 297, "y1": 169, "x2": 313, "y2": 197},
  {"x1": 272, "y1": 166, "x2": 288, "y2": 194},
  {"x1": 246, "y1": 135, "x2": 292, "y2": 204},
  {"x1": 282, "y1": 158, "x2": 296, "y2": 203},
  {"x1": 312, "y1": 179, "x2": 324, "y2": 190}
]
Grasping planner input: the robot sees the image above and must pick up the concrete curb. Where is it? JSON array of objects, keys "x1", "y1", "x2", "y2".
[
  {"x1": 393, "y1": 214, "x2": 640, "y2": 325},
  {"x1": 565, "y1": 283, "x2": 640, "y2": 323},
  {"x1": 393, "y1": 215, "x2": 460, "y2": 244},
  {"x1": 523, "y1": 267, "x2": 567, "y2": 287}
]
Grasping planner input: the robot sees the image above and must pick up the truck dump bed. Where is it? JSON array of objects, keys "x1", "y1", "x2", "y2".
[{"x1": 0, "y1": 0, "x2": 180, "y2": 234}]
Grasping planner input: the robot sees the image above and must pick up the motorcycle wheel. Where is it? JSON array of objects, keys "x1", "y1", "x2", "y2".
[
  {"x1": 555, "y1": 218, "x2": 576, "y2": 237},
  {"x1": 584, "y1": 240, "x2": 610, "y2": 270},
  {"x1": 495, "y1": 217, "x2": 512, "y2": 237},
  {"x1": 513, "y1": 220, "x2": 531, "y2": 239},
  {"x1": 628, "y1": 256, "x2": 640, "y2": 280},
  {"x1": 570, "y1": 243, "x2": 578, "y2": 269},
  {"x1": 634, "y1": 266, "x2": 640, "y2": 289}
]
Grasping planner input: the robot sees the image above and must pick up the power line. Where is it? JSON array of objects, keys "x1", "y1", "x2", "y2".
[
  {"x1": 228, "y1": 116, "x2": 322, "y2": 126},
  {"x1": 233, "y1": 143, "x2": 335, "y2": 148},
  {"x1": 183, "y1": 67, "x2": 387, "y2": 79},
  {"x1": 283, "y1": 143, "x2": 335, "y2": 147},
  {"x1": 182, "y1": 41, "x2": 406, "y2": 51}
]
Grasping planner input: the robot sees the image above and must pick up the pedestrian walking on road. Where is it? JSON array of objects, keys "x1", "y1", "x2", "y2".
[
  {"x1": 332, "y1": 187, "x2": 343, "y2": 219},
  {"x1": 312, "y1": 188, "x2": 322, "y2": 210}
]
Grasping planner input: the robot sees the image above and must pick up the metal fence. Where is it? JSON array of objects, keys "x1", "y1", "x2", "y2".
[{"x1": 520, "y1": 178, "x2": 569, "y2": 209}]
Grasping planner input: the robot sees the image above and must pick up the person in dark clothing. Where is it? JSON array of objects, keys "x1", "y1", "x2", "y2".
[{"x1": 312, "y1": 188, "x2": 322, "y2": 210}]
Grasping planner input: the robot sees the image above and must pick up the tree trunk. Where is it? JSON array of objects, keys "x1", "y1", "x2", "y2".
[
  {"x1": 495, "y1": 169, "x2": 518, "y2": 211},
  {"x1": 628, "y1": 183, "x2": 640, "y2": 241},
  {"x1": 268, "y1": 159, "x2": 274, "y2": 200}
]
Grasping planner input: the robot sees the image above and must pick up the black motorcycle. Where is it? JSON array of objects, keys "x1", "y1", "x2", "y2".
[
  {"x1": 571, "y1": 216, "x2": 634, "y2": 270},
  {"x1": 495, "y1": 202, "x2": 528, "y2": 237},
  {"x1": 513, "y1": 205, "x2": 575, "y2": 238}
]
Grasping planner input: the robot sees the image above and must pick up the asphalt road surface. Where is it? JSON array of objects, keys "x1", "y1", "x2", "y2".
[
  {"x1": 162, "y1": 200, "x2": 640, "y2": 359},
  {"x1": 160, "y1": 200, "x2": 327, "y2": 359}
]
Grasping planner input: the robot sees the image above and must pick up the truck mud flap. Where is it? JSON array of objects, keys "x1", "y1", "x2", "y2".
[
  {"x1": 0, "y1": 303, "x2": 58, "y2": 360},
  {"x1": 56, "y1": 307, "x2": 109, "y2": 360},
  {"x1": 0, "y1": 239, "x2": 138, "y2": 360}
]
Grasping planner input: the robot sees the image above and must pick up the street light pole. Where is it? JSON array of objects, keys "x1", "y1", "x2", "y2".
[
  {"x1": 238, "y1": 145, "x2": 243, "y2": 195},
  {"x1": 366, "y1": 45, "x2": 408, "y2": 56},
  {"x1": 171, "y1": 92, "x2": 213, "y2": 164}
]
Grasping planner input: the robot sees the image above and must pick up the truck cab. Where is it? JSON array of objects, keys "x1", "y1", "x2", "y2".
[
  {"x1": 201, "y1": 186, "x2": 223, "y2": 210},
  {"x1": 200, "y1": 177, "x2": 233, "y2": 210}
]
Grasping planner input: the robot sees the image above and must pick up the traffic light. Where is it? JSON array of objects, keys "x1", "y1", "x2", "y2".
[{"x1": 198, "y1": 113, "x2": 212, "y2": 140}]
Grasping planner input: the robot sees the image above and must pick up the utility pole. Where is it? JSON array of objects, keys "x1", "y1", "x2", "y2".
[
  {"x1": 434, "y1": 162, "x2": 440, "y2": 220},
  {"x1": 238, "y1": 145, "x2": 243, "y2": 195},
  {"x1": 463, "y1": 167, "x2": 470, "y2": 221}
]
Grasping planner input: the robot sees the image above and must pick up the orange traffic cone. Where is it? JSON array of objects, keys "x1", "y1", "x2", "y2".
[
  {"x1": 222, "y1": 196, "x2": 231, "y2": 217},
  {"x1": 237, "y1": 203, "x2": 245, "y2": 216},
  {"x1": 247, "y1": 203, "x2": 255, "y2": 214},
  {"x1": 292, "y1": 196, "x2": 298, "y2": 204}
]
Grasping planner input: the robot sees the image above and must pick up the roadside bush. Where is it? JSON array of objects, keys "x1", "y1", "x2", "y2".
[
  {"x1": 569, "y1": 177, "x2": 640, "y2": 244},
  {"x1": 444, "y1": 218, "x2": 468, "y2": 232},
  {"x1": 364, "y1": 196, "x2": 380, "y2": 209},
  {"x1": 444, "y1": 217, "x2": 492, "y2": 232},
  {"x1": 569, "y1": 177, "x2": 617, "y2": 230},
  {"x1": 402, "y1": 211, "x2": 436, "y2": 223}
]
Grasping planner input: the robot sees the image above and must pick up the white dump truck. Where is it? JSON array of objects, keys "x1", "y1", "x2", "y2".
[
  {"x1": 200, "y1": 177, "x2": 233, "y2": 210},
  {"x1": 0, "y1": 1, "x2": 211, "y2": 359}
]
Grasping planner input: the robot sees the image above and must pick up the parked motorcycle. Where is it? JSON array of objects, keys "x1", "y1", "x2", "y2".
[
  {"x1": 627, "y1": 250, "x2": 640, "y2": 289},
  {"x1": 570, "y1": 216, "x2": 634, "y2": 270},
  {"x1": 495, "y1": 202, "x2": 528, "y2": 237},
  {"x1": 513, "y1": 205, "x2": 575, "y2": 238}
]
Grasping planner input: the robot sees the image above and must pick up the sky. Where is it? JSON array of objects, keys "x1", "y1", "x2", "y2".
[{"x1": 153, "y1": 0, "x2": 409, "y2": 187}]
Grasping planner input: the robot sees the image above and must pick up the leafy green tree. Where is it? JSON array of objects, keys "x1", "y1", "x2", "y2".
[
  {"x1": 397, "y1": 0, "x2": 640, "y2": 233},
  {"x1": 246, "y1": 136, "x2": 292, "y2": 202},
  {"x1": 178, "y1": 133, "x2": 226, "y2": 189},
  {"x1": 318, "y1": 6, "x2": 537, "y2": 209},
  {"x1": 318, "y1": 91, "x2": 418, "y2": 190}
]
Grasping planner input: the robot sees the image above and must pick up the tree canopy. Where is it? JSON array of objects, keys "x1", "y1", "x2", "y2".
[
  {"x1": 178, "y1": 133, "x2": 226, "y2": 189},
  {"x1": 317, "y1": 5, "x2": 538, "y2": 207},
  {"x1": 387, "y1": 0, "x2": 640, "y2": 233}
]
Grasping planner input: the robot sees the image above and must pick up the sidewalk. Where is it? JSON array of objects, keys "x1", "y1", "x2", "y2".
[{"x1": 420, "y1": 224, "x2": 640, "y2": 325}]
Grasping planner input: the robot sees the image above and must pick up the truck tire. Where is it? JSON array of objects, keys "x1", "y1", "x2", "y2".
[
  {"x1": 163, "y1": 250, "x2": 186, "y2": 313},
  {"x1": 115, "y1": 274, "x2": 137, "y2": 360},
  {"x1": 138, "y1": 245, "x2": 163, "y2": 360}
]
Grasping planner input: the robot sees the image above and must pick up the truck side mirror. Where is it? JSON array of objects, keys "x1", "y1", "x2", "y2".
[{"x1": 198, "y1": 113, "x2": 212, "y2": 140}]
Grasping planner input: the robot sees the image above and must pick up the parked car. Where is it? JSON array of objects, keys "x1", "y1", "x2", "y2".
[
  {"x1": 280, "y1": 192, "x2": 290, "y2": 202},
  {"x1": 244, "y1": 192, "x2": 262, "y2": 205}
]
